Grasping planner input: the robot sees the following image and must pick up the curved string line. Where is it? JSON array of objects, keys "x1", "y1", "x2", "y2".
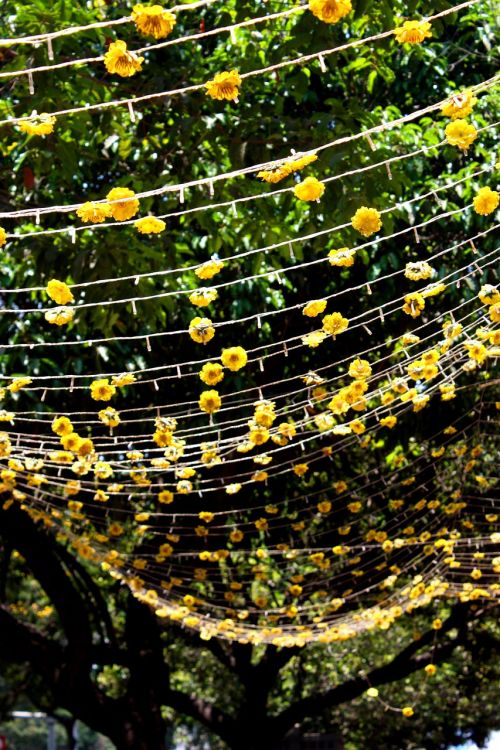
[
  {"x1": 0, "y1": 6, "x2": 307, "y2": 81},
  {"x1": 0, "y1": 0, "x2": 486, "y2": 131},
  {"x1": 7, "y1": 334, "x2": 492, "y2": 483},
  {"x1": 8, "y1": 410, "x2": 477, "y2": 522},
  {"x1": 0, "y1": 0, "x2": 218, "y2": 46},
  {"x1": 3, "y1": 118, "x2": 497, "y2": 258},
  {"x1": 2, "y1": 73, "x2": 498, "y2": 221},
  {"x1": 3, "y1": 169, "x2": 487, "y2": 315},
  {"x1": 4, "y1": 242, "x2": 496, "y2": 390}
]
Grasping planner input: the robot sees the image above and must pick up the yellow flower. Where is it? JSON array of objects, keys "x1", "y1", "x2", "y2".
[
  {"x1": 7, "y1": 377, "x2": 32, "y2": 393},
  {"x1": 46, "y1": 279, "x2": 74, "y2": 305},
  {"x1": 45, "y1": 306, "x2": 74, "y2": 326},
  {"x1": 441, "y1": 90, "x2": 477, "y2": 120},
  {"x1": 421, "y1": 281, "x2": 445, "y2": 298},
  {"x1": 322, "y1": 312, "x2": 349, "y2": 336},
  {"x1": 76, "y1": 201, "x2": 112, "y2": 223},
  {"x1": 189, "y1": 288, "x2": 218, "y2": 307},
  {"x1": 379, "y1": 416, "x2": 397, "y2": 428},
  {"x1": 221, "y1": 346, "x2": 247, "y2": 371},
  {"x1": 111, "y1": 373, "x2": 136, "y2": 389},
  {"x1": 348, "y1": 358, "x2": 371, "y2": 379},
  {"x1": 199, "y1": 511, "x2": 214, "y2": 523},
  {"x1": 479, "y1": 284, "x2": 500, "y2": 305},
  {"x1": 134, "y1": 216, "x2": 166, "y2": 234},
  {"x1": 226, "y1": 484, "x2": 242, "y2": 495},
  {"x1": 189, "y1": 317, "x2": 215, "y2": 344},
  {"x1": 404, "y1": 261, "x2": 434, "y2": 281},
  {"x1": 60, "y1": 432, "x2": 82, "y2": 452},
  {"x1": 294, "y1": 463, "x2": 309, "y2": 477},
  {"x1": 366, "y1": 687, "x2": 379, "y2": 698},
  {"x1": 302, "y1": 331, "x2": 327, "y2": 348},
  {"x1": 351, "y1": 206, "x2": 382, "y2": 237},
  {"x1": 199, "y1": 362, "x2": 224, "y2": 385},
  {"x1": 294, "y1": 176, "x2": 325, "y2": 202},
  {"x1": 0, "y1": 227, "x2": 7, "y2": 246},
  {"x1": 394, "y1": 20, "x2": 432, "y2": 44},
  {"x1": 195, "y1": 258, "x2": 224, "y2": 279},
  {"x1": 131, "y1": 4, "x2": 176, "y2": 39},
  {"x1": 90, "y1": 379, "x2": 116, "y2": 402},
  {"x1": 425, "y1": 664, "x2": 437, "y2": 676},
  {"x1": 106, "y1": 187, "x2": 140, "y2": 221},
  {"x1": 328, "y1": 247, "x2": 356, "y2": 267},
  {"x1": 402, "y1": 292, "x2": 425, "y2": 318},
  {"x1": 52, "y1": 416, "x2": 73, "y2": 436},
  {"x1": 490, "y1": 303, "x2": 500, "y2": 323},
  {"x1": 317, "y1": 500, "x2": 331, "y2": 513},
  {"x1": 205, "y1": 70, "x2": 241, "y2": 101},
  {"x1": 158, "y1": 490, "x2": 174, "y2": 504},
  {"x1": 303, "y1": 299, "x2": 327, "y2": 317},
  {"x1": 473, "y1": 186, "x2": 499, "y2": 216},
  {"x1": 350, "y1": 419, "x2": 366, "y2": 434},
  {"x1": 309, "y1": 0, "x2": 352, "y2": 24},
  {"x1": 104, "y1": 40, "x2": 144, "y2": 77},
  {"x1": 402, "y1": 706, "x2": 414, "y2": 718},
  {"x1": 199, "y1": 390, "x2": 221, "y2": 414},
  {"x1": 17, "y1": 113, "x2": 56, "y2": 136},
  {"x1": 445, "y1": 120, "x2": 477, "y2": 151},
  {"x1": 98, "y1": 407, "x2": 121, "y2": 428},
  {"x1": 257, "y1": 153, "x2": 318, "y2": 183}
]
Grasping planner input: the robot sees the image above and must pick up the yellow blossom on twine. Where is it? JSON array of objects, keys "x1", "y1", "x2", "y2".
[
  {"x1": 328, "y1": 247, "x2": 356, "y2": 268},
  {"x1": 104, "y1": 40, "x2": 144, "y2": 77},
  {"x1": 98, "y1": 408, "x2": 121, "y2": 428},
  {"x1": 479, "y1": 284, "x2": 500, "y2": 305},
  {"x1": 380, "y1": 416, "x2": 397, "y2": 429},
  {"x1": 303, "y1": 299, "x2": 327, "y2": 317},
  {"x1": 221, "y1": 346, "x2": 248, "y2": 371},
  {"x1": 17, "y1": 113, "x2": 56, "y2": 136},
  {"x1": 205, "y1": 70, "x2": 241, "y2": 101},
  {"x1": 393, "y1": 20, "x2": 432, "y2": 45},
  {"x1": 134, "y1": 216, "x2": 166, "y2": 234},
  {"x1": 0, "y1": 227, "x2": 7, "y2": 246},
  {"x1": 45, "y1": 307, "x2": 74, "y2": 326},
  {"x1": 112, "y1": 373, "x2": 136, "y2": 387},
  {"x1": 189, "y1": 288, "x2": 218, "y2": 307},
  {"x1": 322, "y1": 312, "x2": 349, "y2": 336},
  {"x1": 441, "y1": 90, "x2": 477, "y2": 119},
  {"x1": 199, "y1": 362, "x2": 224, "y2": 386},
  {"x1": 351, "y1": 207, "x2": 382, "y2": 237},
  {"x1": 473, "y1": 187, "x2": 499, "y2": 216},
  {"x1": 294, "y1": 176, "x2": 325, "y2": 202},
  {"x1": 348, "y1": 358, "x2": 372, "y2": 379},
  {"x1": 106, "y1": 187, "x2": 140, "y2": 221},
  {"x1": 52, "y1": 416, "x2": 73, "y2": 436},
  {"x1": 309, "y1": 0, "x2": 352, "y2": 24},
  {"x1": 402, "y1": 292, "x2": 426, "y2": 318},
  {"x1": 131, "y1": 5, "x2": 176, "y2": 39},
  {"x1": 90, "y1": 379, "x2": 117, "y2": 402},
  {"x1": 445, "y1": 120, "x2": 477, "y2": 151},
  {"x1": 405, "y1": 261, "x2": 434, "y2": 281},
  {"x1": 257, "y1": 153, "x2": 318, "y2": 184},
  {"x1": 199, "y1": 390, "x2": 222, "y2": 414},
  {"x1": 76, "y1": 202, "x2": 112, "y2": 223},
  {"x1": 189, "y1": 317, "x2": 215, "y2": 344},
  {"x1": 195, "y1": 258, "x2": 224, "y2": 279},
  {"x1": 46, "y1": 279, "x2": 74, "y2": 305}
]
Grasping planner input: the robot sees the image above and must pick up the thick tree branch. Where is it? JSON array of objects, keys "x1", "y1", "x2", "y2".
[{"x1": 270, "y1": 604, "x2": 472, "y2": 739}]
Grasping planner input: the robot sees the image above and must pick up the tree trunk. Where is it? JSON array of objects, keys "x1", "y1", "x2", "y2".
[{"x1": 106, "y1": 706, "x2": 167, "y2": 750}]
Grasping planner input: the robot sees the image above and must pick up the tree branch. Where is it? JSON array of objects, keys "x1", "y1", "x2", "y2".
[{"x1": 270, "y1": 604, "x2": 472, "y2": 739}]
